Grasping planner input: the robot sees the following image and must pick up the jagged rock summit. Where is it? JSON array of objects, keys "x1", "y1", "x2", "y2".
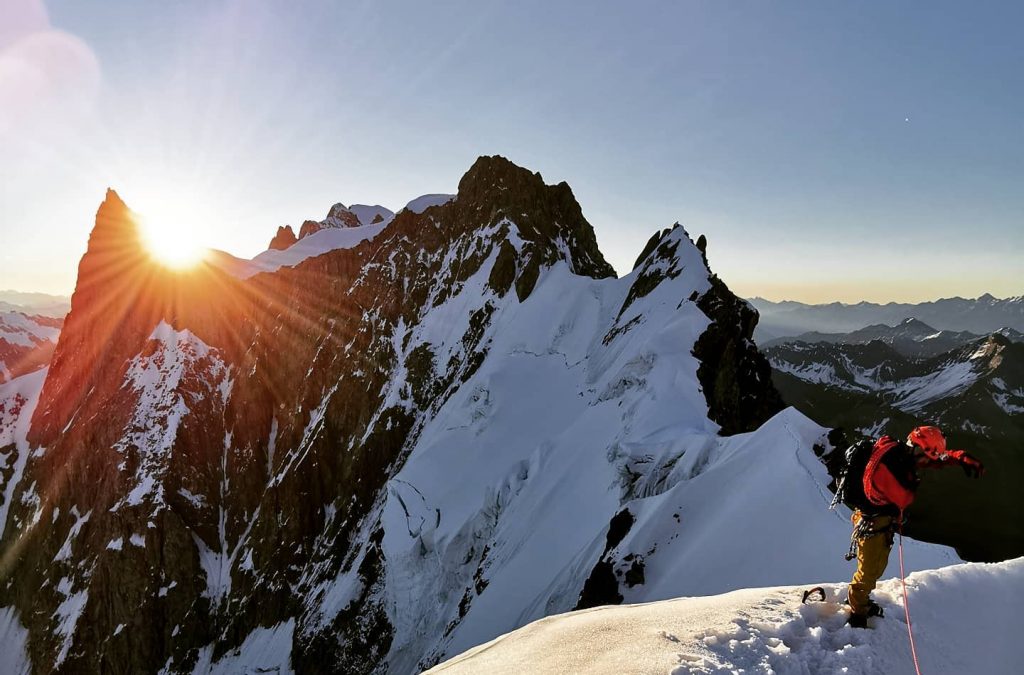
[
  {"x1": 0, "y1": 155, "x2": 817, "y2": 675},
  {"x1": 278, "y1": 203, "x2": 397, "y2": 250},
  {"x1": 268, "y1": 225, "x2": 298, "y2": 251}
]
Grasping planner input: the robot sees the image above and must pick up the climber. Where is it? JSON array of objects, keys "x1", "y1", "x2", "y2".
[{"x1": 842, "y1": 425, "x2": 984, "y2": 628}]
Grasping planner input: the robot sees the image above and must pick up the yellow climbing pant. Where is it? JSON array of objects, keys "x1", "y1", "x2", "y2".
[{"x1": 848, "y1": 511, "x2": 894, "y2": 615}]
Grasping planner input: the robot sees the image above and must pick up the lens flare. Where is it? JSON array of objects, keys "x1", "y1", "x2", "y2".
[{"x1": 137, "y1": 211, "x2": 208, "y2": 269}]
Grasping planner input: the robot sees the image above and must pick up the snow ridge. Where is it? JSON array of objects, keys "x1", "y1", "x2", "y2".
[{"x1": 429, "y1": 558, "x2": 1022, "y2": 675}]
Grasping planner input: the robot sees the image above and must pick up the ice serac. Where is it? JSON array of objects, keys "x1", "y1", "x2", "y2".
[{"x1": 1, "y1": 155, "x2": 862, "y2": 675}]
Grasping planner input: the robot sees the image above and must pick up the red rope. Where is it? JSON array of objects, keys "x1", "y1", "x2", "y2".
[{"x1": 897, "y1": 520, "x2": 924, "y2": 675}]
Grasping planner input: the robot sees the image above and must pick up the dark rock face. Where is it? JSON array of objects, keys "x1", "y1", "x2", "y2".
[
  {"x1": 693, "y1": 245, "x2": 785, "y2": 434},
  {"x1": 575, "y1": 509, "x2": 634, "y2": 610},
  {"x1": 456, "y1": 155, "x2": 616, "y2": 289},
  {"x1": 268, "y1": 225, "x2": 298, "y2": 250}
]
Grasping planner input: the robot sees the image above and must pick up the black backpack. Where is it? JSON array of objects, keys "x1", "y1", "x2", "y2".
[{"x1": 829, "y1": 440, "x2": 875, "y2": 511}]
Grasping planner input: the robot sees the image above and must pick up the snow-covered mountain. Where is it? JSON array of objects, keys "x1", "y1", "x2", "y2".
[
  {"x1": 0, "y1": 312, "x2": 62, "y2": 383},
  {"x1": 0, "y1": 156, "x2": 963, "y2": 674},
  {"x1": 0, "y1": 291, "x2": 70, "y2": 319},
  {"x1": 762, "y1": 317, "x2": 1013, "y2": 359},
  {"x1": 429, "y1": 558, "x2": 1022, "y2": 675},
  {"x1": 751, "y1": 296, "x2": 1024, "y2": 343},
  {"x1": 766, "y1": 333, "x2": 1024, "y2": 561}
]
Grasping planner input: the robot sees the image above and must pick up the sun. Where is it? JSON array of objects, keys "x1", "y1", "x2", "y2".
[
  {"x1": 131, "y1": 197, "x2": 210, "y2": 270},
  {"x1": 138, "y1": 213, "x2": 208, "y2": 269}
]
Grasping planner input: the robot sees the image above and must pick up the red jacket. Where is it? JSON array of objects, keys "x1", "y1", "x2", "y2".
[{"x1": 863, "y1": 436, "x2": 966, "y2": 512}]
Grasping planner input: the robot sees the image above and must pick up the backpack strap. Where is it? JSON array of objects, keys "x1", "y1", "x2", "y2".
[{"x1": 863, "y1": 436, "x2": 899, "y2": 506}]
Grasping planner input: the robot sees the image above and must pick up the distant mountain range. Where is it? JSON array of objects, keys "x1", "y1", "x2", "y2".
[
  {"x1": 750, "y1": 295, "x2": 1024, "y2": 343},
  {"x1": 765, "y1": 322, "x2": 1023, "y2": 561},
  {"x1": 0, "y1": 290, "x2": 70, "y2": 318},
  {"x1": 764, "y1": 316, "x2": 1024, "y2": 358}
]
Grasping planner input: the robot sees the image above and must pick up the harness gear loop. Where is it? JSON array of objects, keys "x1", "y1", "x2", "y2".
[{"x1": 845, "y1": 512, "x2": 897, "y2": 561}]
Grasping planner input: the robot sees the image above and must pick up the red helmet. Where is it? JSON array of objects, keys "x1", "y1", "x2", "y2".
[{"x1": 907, "y1": 426, "x2": 947, "y2": 459}]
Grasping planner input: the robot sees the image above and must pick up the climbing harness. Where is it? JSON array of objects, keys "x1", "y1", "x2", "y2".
[{"x1": 845, "y1": 513, "x2": 897, "y2": 561}]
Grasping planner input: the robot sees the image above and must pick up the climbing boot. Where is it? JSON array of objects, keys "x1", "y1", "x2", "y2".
[{"x1": 847, "y1": 612, "x2": 869, "y2": 629}]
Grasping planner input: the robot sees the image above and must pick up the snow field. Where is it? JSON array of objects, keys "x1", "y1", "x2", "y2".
[
  {"x1": 429, "y1": 558, "x2": 1022, "y2": 675},
  {"x1": 0, "y1": 311, "x2": 60, "y2": 348}
]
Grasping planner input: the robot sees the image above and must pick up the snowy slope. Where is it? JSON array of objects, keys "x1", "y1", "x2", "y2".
[
  {"x1": 220, "y1": 221, "x2": 389, "y2": 279},
  {"x1": 402, "y1": 193, "x2": 455, "y2": 214},
  {"x1": 209, "y1": 194, "x2": 445, "y2": 278},
  {"x1": 0, "y1": 605, "x2": 31, "y2": 675},
  {"x1": 769, "y1": 336, "x2": 997, "y2": 411},
  {"x1": 0, "y1": 368, "x2": 47, "y2": 540},
  {"x1": 0, "y1": 312, "x2": 61, "y2": 383},
  {"x1": 0, "y1": 312, "x2": 60, "y2": 348},
  {"x1": 358, "y1": 225, "x2": 957, "y2": 671},
  {"x1": 429, "y1": 558, "x2": 1021, "y2": 675},
  {"x1": 349, "y1": 204, "x2": 396, "y2": 226}
]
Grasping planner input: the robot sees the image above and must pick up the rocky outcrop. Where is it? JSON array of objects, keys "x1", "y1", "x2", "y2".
[
  {"x1": 268, "y1": 225, "x2": 297, "y2": 250},
  {"x1": 297, "y1": 219, "x2": 322, "y2": 239},
  {"x1": 694, "y1": 272, "x2": 784, "y2": 435},
  {"x1": 456, "y1": 155, "x2": 615, "y2": 288},
  {"x1": 323, "y1": 203, "x2": 361, "y2": 228}
]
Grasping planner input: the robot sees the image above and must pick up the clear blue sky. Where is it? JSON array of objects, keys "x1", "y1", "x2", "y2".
[{"x1": 1, "y1": 0, "x2": 1021, "y2": 302}]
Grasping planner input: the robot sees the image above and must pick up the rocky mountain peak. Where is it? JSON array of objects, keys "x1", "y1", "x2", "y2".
[
  {"x1": 323, "y1": 203, "x2": 361, "y2": 228},
  {"x1": 900, "y1": 317, "x2": 933, "y2": 330},
  {"x1": 84, "y1": 188, "x2": 140, "y2": 259},
  {"x1": 297, "y1": 218, "x2": 323, "y2": 239},
  {"x1": 28, "y1": 190, "x2": 235, "y2": 447},
  {"x1": 454, "y1": 155, "x2": 615, "y2": 281},
  {"x1": 268, "y1": 225, "x2": 297, "y2": 251}
]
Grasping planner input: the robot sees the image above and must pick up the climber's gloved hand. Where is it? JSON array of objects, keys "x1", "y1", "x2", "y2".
[{"x1": 957, "y1": 452, "x2": 985, "y2": 478}]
